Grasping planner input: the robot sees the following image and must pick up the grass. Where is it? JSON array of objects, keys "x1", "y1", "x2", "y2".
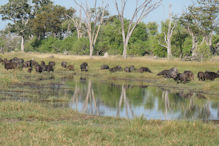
[
  {"x1": 0, "y1": 52, "x2": 219, "y2": 96},
  {"x1": 0, "y1": 52, "x2": 219, "y2": 145},
  {"x1": 0, "y1": 101, "x2": 219, "y2": 145}
]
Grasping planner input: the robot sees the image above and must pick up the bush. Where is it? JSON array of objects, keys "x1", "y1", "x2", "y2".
[
  {"x1": 182, "y1": 37, "x2": 193, "y2": 57},
  {"x1": 38, "y1": 37, "x2": 62, "y2": 53},
  {"x1": 71, "y1": 38, "x2": 89, "y2": 55},
  {"x1": 24, "y1": 36, "x2": 41, "y2": 52},
  {"x1": 128, "y1": 40, "x2": 150, "y2": 56},
  {"x1": 196, "y1": 41, "x2": 212, "y2": 60}
]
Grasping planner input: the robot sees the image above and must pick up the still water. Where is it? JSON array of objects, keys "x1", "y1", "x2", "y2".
[{"x1": 1, "y1": 77, "x2": 219, "y2": 121}]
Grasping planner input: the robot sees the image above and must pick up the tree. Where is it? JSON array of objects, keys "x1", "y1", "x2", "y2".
[
  {"x1": 160, "y1": 4, "x2": 175, "y2": 59},
  {"x1": 180, "y1": 0, "x2": 219, "y2": 56},
  {"x1": 0, "y1": 0, "x2": 32, "y2": 52},
  {"x1": 96, "y1": 16, "x2": 123, "y2": 55},
  {"x1": 73, "y1": 0, "x2": 108, "y2": 57},
  {"x1": 65, "y1": 8, "x2": 83, "y2": 39},
  {"x1": 31, "y1": 4, "x2": 67, "y2": 39},
  {"x1": 147, "y1": 22, "x2": 158, "y2": 36},
  {"x1": 115, "y1": 0, "x2": 161, "y2": 58}
]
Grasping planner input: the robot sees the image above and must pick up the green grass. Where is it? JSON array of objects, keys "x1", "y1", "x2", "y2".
[
  {"x1": 0, "y1": 53, "x2": 219, "y2": 145},
  {"x1": 0, "y1": 101, "x2": 219, "y2": 145},
  {"x1": 0, "y1": 52, "x2": 219, "y2": 96}
]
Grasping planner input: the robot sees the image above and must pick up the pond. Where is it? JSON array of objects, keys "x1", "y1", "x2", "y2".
[{"x1": 1, "y1": 77, "x2": 219, "y2": 121}]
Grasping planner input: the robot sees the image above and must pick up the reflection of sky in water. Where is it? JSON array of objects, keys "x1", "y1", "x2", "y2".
[
  {"x1": 69, "y1": 88, "x2": 219, "y2": 120},
  {"x1": 70, "y1": 102, "x2": 219, "y2": 120},
  {"x1": 70, "y1": 100, "x2": 181, "y2": 120},
  {"x1": 1, "y1": 79, "x2": 219, "y2": 121}
]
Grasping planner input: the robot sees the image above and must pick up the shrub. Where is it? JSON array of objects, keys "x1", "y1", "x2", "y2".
[
  {"x1": 196, "y1": 41, "x2": 212, "y2": 60},
  {"x1": 71, "y1": 38, "x2": 89, "y2": 55}
]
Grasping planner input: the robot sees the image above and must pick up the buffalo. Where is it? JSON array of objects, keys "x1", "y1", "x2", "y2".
[
  {"x1": 183, "y1": 71, "x2": 194, "y2": 81},
  {"x1": 204, "y1": 71, "x2": 218, "y2": 81},
  {"x1": 197, "y1": 72, "x2": 205, "y2": 81},
  {"x1": 61, "y1": 62, "x2": 68, "y2": 68},
  {"x1": 157, "y1": 67, "x2": 178, "y2": 79},
  {"x1": 46, "y1": 65, "x2": 54, "y2": 72},
  {"x1": 109, "y1": 65, "x2": 123, "y2": 72},
  {"x1": 48, "y1": 61, "x2": 56, "y2": 67},
  {"x1": 174, "y1": 73, "x2": 191, "y2": 83},
  {"x1": 67, "y1": 65, "x2": 74, "y2": 71},
  {"x1": 4, "y1": 62, "x2": 16, "y2": 70},
  {"x1": 137, "y1": 67, "x2": 152, "y2": 73},
  {"x1": 35, "y1": 65, "x2": 43, "y2": 73},
  {"x1": 101, "y1": 64, "x2": 110, "y2": 70},
  {"x1": 124, "y1": 65, "x2": 135, "y2": 73},
  {"x1": 27, "y1": 68, "x2": 32, "y2": 73},
  {"x1": 80, "y1": 62, "x2": 88, "y2": 72}
]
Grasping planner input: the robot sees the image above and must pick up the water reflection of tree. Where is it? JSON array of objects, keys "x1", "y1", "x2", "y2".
[
  {"x1": 217, "y1": 104, "x2": 219, "y2": 118},
  {"x1": 82, "y1": 80, "x2": 100, "y2": 116},
  {"x1": 162, "y1": 90, "x2": 169, "y2": 119},
  {"x1": 143, "y1": 87, "x2": 215, "y2": 120},
  {"x1": 71, "y1": 81, "x2": 80, "y2": 111},
  {"x1": 116, "y1": 85, "x2": 134, "y2": 119}
]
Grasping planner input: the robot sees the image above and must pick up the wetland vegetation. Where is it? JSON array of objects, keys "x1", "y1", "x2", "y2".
[
  {"x1": 0, "y1": 52, "x2": 219, "y2": 145},
  {"x1": 0, "y1": 0, "x2": 219, "y2": 145}
]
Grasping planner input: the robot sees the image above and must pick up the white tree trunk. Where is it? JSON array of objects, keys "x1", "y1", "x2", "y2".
[
  {"x1": 122, "y1": 40, "x2": 128, "y2": 58},
  {"x1": 191, "y1": 34, "x2": 198, "y2": 57},
  {"x1": 167, "y1": 37, "x2": 172, "y2": 59},
  {"x1": 73, "y1": 0, "x2": 106, "y2": 57},
  {"x1": 166, "y1": 4, "x2": 174, "y2": 59},
  {"x1": 160, "y1": 4, "x2": 175, "y2": 59},
  {"x1": 21, "y1": 36, "x2": 24, "y2": 52},
  {"x1": 115, "y1": 0, "x2": 161, "y2": 59},
  {"x1": 89, "y1": 43, "x2": 94, "y2": 57}
]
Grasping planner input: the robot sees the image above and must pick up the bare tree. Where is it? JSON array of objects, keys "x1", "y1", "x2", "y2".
[
  {"x1": 82, "y1": 80, "x2": 99, "y2": 115},
  {"x1": 115, "y1": 0, "x2": 161, "y2": 59},
  {"x1": 73, "y1": 0, "x2": 107, "y2": 57},
  {"x1": 160, "y1": 4, "x2": 175, "y2": 59},
  {"x1": 66, "y1": 9, "x2": 83, "y2": 39},
  {"x1": 71, "y1": 83, "x2": 80, "y2": 111},
  {"x1": 116, "y1": 85, "x2": 134, "y2": 119},
  {"x1": 162, "y1": 90, "x2": 169, "y2": 119}
]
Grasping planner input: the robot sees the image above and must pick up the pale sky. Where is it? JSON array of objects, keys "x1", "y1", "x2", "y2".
[{"x1": 0, "y1": 0, "x2": 193, "y2": 30}]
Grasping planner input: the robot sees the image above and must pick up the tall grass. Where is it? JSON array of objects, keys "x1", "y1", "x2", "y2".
[{"x1": 0, "y1": 52, "x2": 219, "y2": 95}]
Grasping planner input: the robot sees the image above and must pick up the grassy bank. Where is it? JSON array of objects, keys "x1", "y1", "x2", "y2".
[
  {"x1": 0, "y1": 52, "x2": 219, "y2": 96},
  {"x1": 0, "y1": 101, "x2": 219, "y2": 145}
]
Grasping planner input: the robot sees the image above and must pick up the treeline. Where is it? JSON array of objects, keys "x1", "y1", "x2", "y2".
[{"x1": 0, "y1": 0, "x2": 218, "y2": 59}]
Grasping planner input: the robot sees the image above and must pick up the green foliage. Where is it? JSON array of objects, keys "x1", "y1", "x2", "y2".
[
  {"x1": 182, "y1": 37, "x2": 193, "y2": 56},
  {"x1": 127, "y1": 23, "x2": 149, "y2": 56},
  {"x1": 146, "y1": 22, "x2": 158, "y2": 36},
  {"x1": 71, "y1": 38, "x2": 89, "y2": 55},
  {"x1": 151, "y1": 35, "x2": 167, "y2": 57},
  {"x1": 196, "y1": 42, "x2": 212, "y2": 59},
  {"x1": 96, "y1": 16, "x2": 123, "y2": 55},
  {"x1": 24, "y1": 36, "x2": 41, "y2": 52},
  {"x1": 38, "y1": 37, "x2": 61, "y2": 53},
  {"x1": 31, "y1": 4, "x2": 68, "y2": 38},
  {"x1": 0, "y1": 0, "x2": 32, "y2": 38},
  {"x1": 128, "y1": 40, "x2": 149, "y2": 56},
  {"x1": 212, "y1": 35, "x2": 219, "y2": 55}
]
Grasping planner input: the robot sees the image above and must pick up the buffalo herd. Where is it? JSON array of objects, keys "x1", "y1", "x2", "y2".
[{"x1": 0, "y1": 57, "x2": 218, "y2": 84}]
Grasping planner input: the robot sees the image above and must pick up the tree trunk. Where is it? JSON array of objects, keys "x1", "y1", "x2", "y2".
[
  {"x1": 191, "y1": 34, "x2": 198, "y2": 57},
  {"x1": 21, "y1": 36, "x2": 24, "y2": 52},
  {"x1": 89, "y1": 42, "x2": 94, "y2": 57},
  {"x1": 167, "y1": 4, "x2": 173, "y2": 59},
  {"x1": 167, "y1": 40, "x2": 172, "y2": 59},
  {"x1": 122, "y1": 40, "x2": 128, "y2": 59}
]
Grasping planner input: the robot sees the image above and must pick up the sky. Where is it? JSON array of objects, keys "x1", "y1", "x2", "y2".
[{"x1": 0, "y1": 0, "x2": 193, "y2": 30}]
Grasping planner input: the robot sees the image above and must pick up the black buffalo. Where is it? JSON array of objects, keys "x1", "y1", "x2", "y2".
[
  {"x1": 80, "y1": 62, "x2": 88, "y2": 72},
  {"x1": 101, "y1": 64, "x2": 110, "y2": 70},
  {"x1": 157, "y1": 67, "x2": 178, "y2": 79}
]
